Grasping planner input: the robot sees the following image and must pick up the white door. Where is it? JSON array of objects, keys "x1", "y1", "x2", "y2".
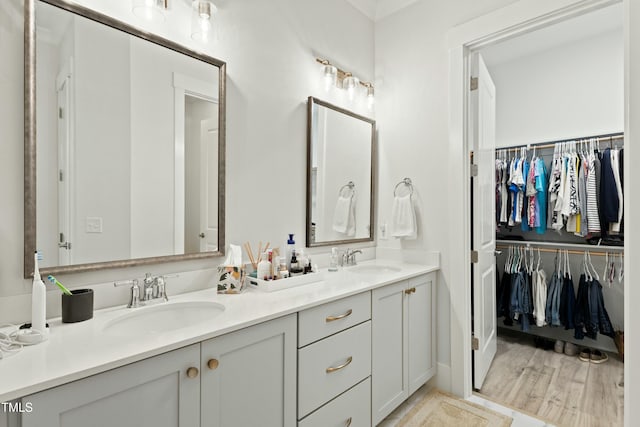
[
  {"x1": 199, "y1": 117, "x2": 218, "y2": 252},
  {"x1": 470, "y1": 53, "x2": 497, "y2": 390},
  {"x1": 57, "y1": 73, "x2": 72, "y2": 265}
]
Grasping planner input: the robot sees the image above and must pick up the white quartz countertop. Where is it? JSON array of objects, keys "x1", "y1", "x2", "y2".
[{"x1": 0, "y1": 259, "x2": 438, "y2": 402}]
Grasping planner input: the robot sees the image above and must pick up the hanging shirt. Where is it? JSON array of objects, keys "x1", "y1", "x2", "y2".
[
  {"x1": 586, "y1": 152, "x2": 601, "y2": 233},
  {"x1": 609, "y1": 149, "x2": 623, "y2": 234},
  {"x1": 535, "y1": 158, "x2": 547, "y2": 234}
]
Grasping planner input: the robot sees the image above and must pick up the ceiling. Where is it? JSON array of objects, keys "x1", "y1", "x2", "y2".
[
  {"x1": 345, "y1": 0, "x2": 418, "y2": 22},
  {"x1": 482, "y1": 2, "x2": 623, "y2": 68}
]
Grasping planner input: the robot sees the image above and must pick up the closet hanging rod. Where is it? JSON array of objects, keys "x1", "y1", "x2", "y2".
[
  {"x1": 496, "y1": 239, "x2": 623, "y2": 252},
  {"x1": 496, "y1": 132, "x2": 624, "y2": 152},
  {"x1": 496, "y1": 244, "x2": 622, "y2": 257}
]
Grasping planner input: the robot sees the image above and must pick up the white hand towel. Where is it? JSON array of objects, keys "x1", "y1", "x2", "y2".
[
  {"x1": 333, "y1": 195, "x2": 356, "y2": 236},
  {"x1": 391, "y1": 194, "x2": 416, "y2": 239}
]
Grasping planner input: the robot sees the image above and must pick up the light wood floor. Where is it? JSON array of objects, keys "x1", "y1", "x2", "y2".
[{"x1": 479, "y1": 332, "x2": 624, "y2": 427}]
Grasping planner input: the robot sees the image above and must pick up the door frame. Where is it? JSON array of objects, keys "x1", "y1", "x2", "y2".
[{"x1": 446, "y1": 0, "x2": 625, "y2": 401}]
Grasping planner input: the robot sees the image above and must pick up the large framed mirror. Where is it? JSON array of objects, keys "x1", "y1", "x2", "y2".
[
  {"x1": 24, "y1": 0, "x2": 226, "y2": 277},
  {"x1": 306, "y1": 97, "x2": 376, "y2": 247}
]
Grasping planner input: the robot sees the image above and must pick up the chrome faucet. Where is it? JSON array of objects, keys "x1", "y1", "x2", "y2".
[
  {"x1": 344, "y1": 249, "x2": 363, "y2": 266},
  {"x1": 114, "y1": 273, "x2": 177, "y2": 308}
]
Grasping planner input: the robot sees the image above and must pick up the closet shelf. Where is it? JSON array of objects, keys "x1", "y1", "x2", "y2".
[
  {"x1": 498, "y1": 323, "x2": 618, "y2": 355},
  {"x1": 496, "y1": 240, "x2": 623, "y2": 253}
]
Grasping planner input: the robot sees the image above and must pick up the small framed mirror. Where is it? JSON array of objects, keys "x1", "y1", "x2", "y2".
[{"x1": 306, "y1": 96, "x2": 376, "y2": 247}]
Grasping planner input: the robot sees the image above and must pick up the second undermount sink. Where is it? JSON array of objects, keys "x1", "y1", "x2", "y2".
[
  {"x1": 103, "y1": 301, "x2": 225, "y2": 335},
  {"x1": 349, "y1": 264, "x2": 401, "y2": 274}
]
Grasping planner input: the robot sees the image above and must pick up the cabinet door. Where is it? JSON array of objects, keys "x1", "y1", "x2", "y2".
[
  {"x1": 371, "y1": 280, "x2": 408, "y2": 425},
  {"x1": 408, "y1": 273, "x2": 436, "y2": 395},
  {"x1": 22, "y1": 344, "x2": 201, "y2": 427},
  {"x1": 201, "y1": 314, "x2": 297, "y2": 427}
]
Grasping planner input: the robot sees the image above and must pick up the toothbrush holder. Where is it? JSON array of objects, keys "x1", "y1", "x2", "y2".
[{"x1": 61, "y1": 289, "x2": 94, "y2": 323}]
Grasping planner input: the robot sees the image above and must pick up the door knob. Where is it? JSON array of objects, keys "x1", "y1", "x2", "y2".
[
  {"x1": 207, "y1": 359, "x2": 219, "y2": 370},
  {"x1": 186, "y1": 367, "x2": 199, "y2": 378},
  {"x1": 199, "y1": 233, "x2": 205, "y2": 238}
]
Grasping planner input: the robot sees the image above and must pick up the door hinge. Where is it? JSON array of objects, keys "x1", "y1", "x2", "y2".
[
  {"x1": 59, "y1": 170, "x2": 64, "y2": 182},
  {"x1": 472, "y1": 336, "x2": 479, "y2": 351},
  {"x1": 471, "y1": 250, "x2": 479, "y2": 263},
  {"x1": 59, "y1": 107, "x2": 63, "y2": 119},
  {"x1": 470, "y1": 164, "x2": 478, "y2": 177},
  {"x1": 470, "y1": 77, "x2": 478, "y2": 91}
]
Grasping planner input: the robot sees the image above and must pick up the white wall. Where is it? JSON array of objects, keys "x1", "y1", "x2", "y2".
[
  {"x1": 374, "y1": 0, "x2": 521, "y2": 387},
  {"x1": 0, "y1": 0, "x2": 374, "y2": 324},
  {"x1": 489, "y1": 29, "x2": 623, "y2": 146}
]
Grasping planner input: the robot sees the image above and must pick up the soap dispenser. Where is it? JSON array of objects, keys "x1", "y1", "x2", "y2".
[{"x1": 285, "y1": 234, "x2": 296, "y2": 271}]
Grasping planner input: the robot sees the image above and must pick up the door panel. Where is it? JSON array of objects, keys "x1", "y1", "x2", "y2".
[
  {"x1": 471, "y1": 53, "x2": 497, "y2": 390},
  {"x1": 408, "y1": 274, "x2": 436, "y2": 395}
]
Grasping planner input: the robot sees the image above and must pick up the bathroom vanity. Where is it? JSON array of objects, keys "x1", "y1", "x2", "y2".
[{"x1": 0, "y1": 260, "x2": 438, "y2": 427}]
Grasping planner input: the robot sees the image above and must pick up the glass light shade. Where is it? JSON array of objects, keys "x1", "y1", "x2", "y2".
[
  {"x1": 191, "y1": 1, "x2": 217, "y2": 42},
  {"x1": 323, "y1": 64, "x2": 337, "y2": 91},
  {"x1": 343, "y1": 74, "x2": 360, "y2": 101},
  {"x1": 366, "y1": 85, "x2": 374, "y2": 109},
  {"x1": 132, "y1": 0, "x2": 166, "y2": 22}
]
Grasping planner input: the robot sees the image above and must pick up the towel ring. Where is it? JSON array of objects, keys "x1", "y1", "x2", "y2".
[
  {"x1": 339, "y1": 181, "x2": 355, "y2": 198},
  {"x1": 393, "y1": 178, "x2": 413, "y2": 196}
]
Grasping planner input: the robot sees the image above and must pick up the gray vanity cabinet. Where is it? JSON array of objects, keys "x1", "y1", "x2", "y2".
[
  {"x1": 371, "y1": 272, "x2": 437, "y2": 425},
  {"x1": 20, "y1": 314, "x2": 297, "y2": 427},
  {"x1": 200, "y1": 314, "x2": 297, "y2": 427},
  {"x1": 21, "y1": 344, "x2": 201, "y2": 427}
]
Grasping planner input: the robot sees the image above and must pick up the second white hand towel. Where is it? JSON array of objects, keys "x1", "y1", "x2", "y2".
[{"x1": 391, "y1": 194, "x2": 416, "y2": 239}]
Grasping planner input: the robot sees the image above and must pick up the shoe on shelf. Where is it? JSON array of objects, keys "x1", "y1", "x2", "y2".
[
  {"x1": 579, "y1": 348, "x2": 592, "y2": 362},
  {"x1": 554, "y1": 340, "x2": 565, "y2": 353},
  {"x1": 564, "y1": 342, "x2": 578, "y2": 356},
  {"x1": 590, "y1": 350, "x2": 609, "y2": 364}
]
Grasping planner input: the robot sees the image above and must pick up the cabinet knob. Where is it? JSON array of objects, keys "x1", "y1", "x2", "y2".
[
  {"x1": 404, "y1": 287, "x2": 416, "y2": 294},
  {"x1": 207, "y1": 358, "x2": 219, "y2": 370},
  {"x1": 186, "y1": 367, "x2": 199, "y2": 378}
]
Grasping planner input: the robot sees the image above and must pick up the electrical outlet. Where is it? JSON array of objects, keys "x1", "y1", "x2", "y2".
[{"x1": 86, "y1": 217, "x2": 103, "y2": 233}]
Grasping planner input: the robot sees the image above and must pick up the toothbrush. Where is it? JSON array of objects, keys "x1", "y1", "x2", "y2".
[{"x1": 47, "y1": 275, "x2": 72, "y2": 296}]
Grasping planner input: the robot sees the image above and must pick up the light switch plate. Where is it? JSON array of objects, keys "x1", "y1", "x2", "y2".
[{"x1": 86, "y1": 217, "x2": 103, "y2": 233}]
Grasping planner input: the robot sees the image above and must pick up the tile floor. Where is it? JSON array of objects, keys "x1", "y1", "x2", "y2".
[{"x1": 377, "y1": 385, "x2": 554, "y2": 427}]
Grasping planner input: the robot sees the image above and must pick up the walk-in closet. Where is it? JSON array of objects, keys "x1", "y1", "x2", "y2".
[{"x1": 471, "y1": 4, "x2": 625, "y2": 426}]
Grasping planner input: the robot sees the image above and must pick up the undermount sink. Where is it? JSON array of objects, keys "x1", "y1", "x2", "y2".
[
  {"x1": 349, "y1": 265, "x2": 401, "y2": 274},
  {"x1": 103, "y1": 301, "x2": 225, "y2": 335}
]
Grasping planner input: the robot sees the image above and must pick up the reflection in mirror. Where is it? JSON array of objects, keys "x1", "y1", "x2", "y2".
[
  {"x1": 306, "y1": 97, "x2": 375, "y2": 247},
  {"x1": 25, "y1": 0, "x2": 226, "y2": 276}
]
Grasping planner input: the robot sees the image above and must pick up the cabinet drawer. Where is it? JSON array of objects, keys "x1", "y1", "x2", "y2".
[
  {"x1": 298, "y1": 292, "x2": 371, "y2": 347},
  {"x1": 298, "y1": 378, "x2": 371, "y2": 427},
  {"x1": 298, "y1": 321, "x2": 371, "y2": 418}
]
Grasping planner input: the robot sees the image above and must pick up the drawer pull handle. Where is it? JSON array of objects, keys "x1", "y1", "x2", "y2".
[
  {"x1": 186, "y1": 367, "x2": 199, "y2": 378},
  {"x1": 326, "y1": 356, "x2": 353, "y2": 373},
  {"x1": 326, "y1": 309, "x2": 353, "y2": 322},
  {"x1": 345, "y1": 417, "x2": 353, "y2": 427},
  {"x1": 207, "y1": 359, "x2": 219, "y2": 370},
  {"x1": 404, "y1": 287, "x2": 416, "y2": 294}
]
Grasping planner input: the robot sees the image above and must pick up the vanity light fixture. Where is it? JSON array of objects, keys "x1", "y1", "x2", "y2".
[
  {"x1": 191, "y1": 0, "x2": 217, "y2": 42},
  {"x1": 315, "y1": 58, "x2": 374, "y2": 107},
  {"x1": 132, "y1": 0, "x2": 169, "y2": 22}
]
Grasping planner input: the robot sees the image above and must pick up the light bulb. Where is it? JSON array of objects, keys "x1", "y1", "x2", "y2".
[
  {"x1": 132, "y1": 0, "x2": 166, "y2": 22},
  {"x1": 343, "y1": 74, "x2": 359, "y2": 102},
  {"x1": 366, "y1": 84, "x2": 374, "y2": 110},
  {"x1": 323, "y1": 64, "x2": 337, "y2": 91},
  {"x1": 192, "y1": 1, "x2": 217, "y2": 42}
]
